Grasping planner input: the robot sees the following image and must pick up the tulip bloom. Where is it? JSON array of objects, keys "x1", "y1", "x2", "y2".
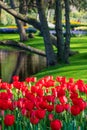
[
  {"x1": 30, "y1": 116, "x2": 39, "y2": 124},
  {"x1": 55, "y1": 104, "x2": 65, "y2": 113},
  {"x1": 50, "y1": 119, "x2": 62, "y2": 130},
  {"x1": 71, "y1": 105, "x2": 81, "y2": 116},
  {"x1": 12, "y1": 75, "x2": 19, "y2": 81},
  {"x1": 4, "y1": 114, "x2": 15, "y2": 126},
  {"x1": 35, "y1": 109, "x2": 46, "y2": 119}
]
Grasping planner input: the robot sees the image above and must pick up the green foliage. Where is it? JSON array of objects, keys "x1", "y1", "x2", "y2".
[
  {"x1": 1, "y1": 10, "x2": 15, "y2": 25},
  {"x1": 0, "y1": 34, "x2": 19, "y2": 41}
]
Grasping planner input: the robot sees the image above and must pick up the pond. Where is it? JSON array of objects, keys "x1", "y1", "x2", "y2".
[{"x1": 0, "y1": 50, "x2": 46, "y2": 82}]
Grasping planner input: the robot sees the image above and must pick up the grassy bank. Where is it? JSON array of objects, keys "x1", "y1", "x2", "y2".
[
  {"x1": 0, "y1": 34, "x2": 87, "y2": 83},
  {"x1": 33, "y1": 36, "x2": 87, "y2": 83},
  {"x1": 22, "y1": 35, "x2": 87, "y2": 83}
]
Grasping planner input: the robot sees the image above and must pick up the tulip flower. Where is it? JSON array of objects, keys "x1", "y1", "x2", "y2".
[{"x1": 4, "y1": 114, "x2": 15, "y2": 126}]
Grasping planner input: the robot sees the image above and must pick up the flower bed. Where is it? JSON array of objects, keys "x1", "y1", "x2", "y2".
[
  {"x1": 0, "y1": 27, "x2": 37, "y2": 34},
  {"x1": 0, "y1": 75, "x2": 87, "y2": 130}
]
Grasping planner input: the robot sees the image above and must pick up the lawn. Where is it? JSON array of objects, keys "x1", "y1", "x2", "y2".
[
  {"x1": 0, "y1": 33, "x2": 87, "y2": 83},
  {"x1": 32, "y1": 36, "x2": 87, "y2": 83}
]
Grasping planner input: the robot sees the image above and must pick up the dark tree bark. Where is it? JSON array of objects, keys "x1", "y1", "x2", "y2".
[
  {"x1": 36, "y1": 0, "x2": 57, "y2": 66},
  {"x1": 55, "y1": 0, "x2": 64, "y2": 62},
  {"x1": 19, "y1": 0, "x2": 28, "y2": 16},
  {"x1": 10, "y1": 0, "x2": 28, "y2": 42},
  {"x1": 0, "y1": 40, "x2": 46, "y2": 56},
  {"x1": 64, "y1": 0, "x2": 71, "y2": 63}
]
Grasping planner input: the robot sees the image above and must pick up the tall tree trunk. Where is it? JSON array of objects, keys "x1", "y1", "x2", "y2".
[
  {"x1": 55, "y1": 0, "x2": 64, "y2": 62},
  {"x1": 36, "y1": 0, "x2": 57, "y2": 66},
  {"x1": 64, "y1": 0, "x2": 71, "y2": 63},
  {"x1": 10, "y1": 0, "x2": 28, "y2": 42},
  {"x1": 0, "y1": 0, "x2": 3, "y2": 23},
  {"x1": 19, "y1": 0, "x2": 28, "y2": 26}
]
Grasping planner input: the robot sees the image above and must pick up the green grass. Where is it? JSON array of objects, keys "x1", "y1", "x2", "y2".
[
  {"x1": 0, "y1": 33, "x2": 87, "y2": 83},
  {"x1": 0, "y1": 33, "x2": 20, "y2": 41},
  {"x1": 24, "y1": 35, "x2": 45, "y2": 50},
  {"x1": 35, "y1": 36, "x2": 87, "y2": 83}
]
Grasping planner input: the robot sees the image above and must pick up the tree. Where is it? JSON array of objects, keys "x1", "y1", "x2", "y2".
[
  {"x1": 71, "y1": 0, "x2": 87, "y2": 11},
  {"x1": 0, "y1": 0, "x2": 57, "y2": 66},
  {"x1": 0, "y1": 0, "x2": 76, "y2": 65},
  {"x1": 10, "y1": 0, "x2": 28, "y2": 41},
  {"x1": 63, "y1": 0, "x2": 71, "y2": 64},
  {"x1": 0, "y1": 1, "x2": 57, "y2": 46},
  {"x1": 36, "y1": 0, "x2": 57, "y2": 66},
  {"x1": 55, "y1": 0, "x2": 64, "y2": 62}
]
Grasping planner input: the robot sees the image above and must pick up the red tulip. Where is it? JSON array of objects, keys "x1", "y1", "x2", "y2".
[
  {"x1": 57, "y1": 89, "x2": 65, "y2": 98},
  {"x1": 55, "y1": 104, "x2": 64, "y2": 113},
  {"x1": 64, "y1": 104, "x2": 71, "y2": 112},
  {"x1": 12, "y1": 75, "x2": 19, "y2": 81},
  {"x1": 56, "y1": 76, "x2": 63, "y2": 82},
  {"x1": 59, "y1": 96, "x2": 67, "y2": 104},
  {"x1": 70, "y1": 92, "x2": 78, "y2": 99},
  {"x1": 0, "y1": 82, "x2": 8, "y2": 89},
  {"x1": 36, "y1": 88, "x2": 44, "y2": 97},
  {"x1": 31, "y1": 86, "x2": 37, "y2": 93},
  {"x1": 71, "y1": 105, "x2": 81, "y2": 116},
  {"x1": 25, "y1": 100, "x2": 34, "y2": 111},
  {"x1": 50, "y1": 119, "x2": 62, "y2": 130},
  {"x1": 44, "y1": 80, "x2": 55, "y2": 88},
  {"x1": 0, "y1": 99, "x2": 9, "y2": 110},
  {"x1": 46, "y1": 104, "x2": 54, "y2": 112},
  {"x1": 21, "y1": 108, "x2": 27, "y2": 116},
  {"x1": 39, "y1": 101, "x2": 48, "y2": 109},
  {"x1": 25, "y1": 77, "x2": 36, "y2": 82},
  {"x1": 46, "y1": 95, "x2": 55, "y2": 103},
  {"x1": 4, "y1": 114, "x2": 15, "y2": 126},
  {"x1": 68, "y1": 78, "x2": 74, "y2": 83},
  {"x1": 35, "y1": 109, "x2": 46, "y2": 119},
  {"x1": 25, "y1": 91, "x2": 35, "y2": 101},
  {"x1": 30, "y1": 116, "x2": 39, "y2": 124}
]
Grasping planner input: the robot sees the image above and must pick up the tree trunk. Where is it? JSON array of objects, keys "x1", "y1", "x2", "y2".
[
  {"x1": 64, "y1": 0, "x2": 71, "y2": 63},
  {"x1": 0, "y1": 1, "x2": 78, "y2": 57},
  {"x1": 55, "y1": 0, "x2": 64, "y2": 62},
  {"x1": 36, "y1": 0, "x2": 57, "y2": 66},
  {"x1": 10, "y1": 0, "x2": 28, "y2": 42},
  {"x1": 19, "y1": 0, "x2": 28, "y2": 27},
  {"x1": 0, "y1": 40, "x2": 46, "y2": 56}
]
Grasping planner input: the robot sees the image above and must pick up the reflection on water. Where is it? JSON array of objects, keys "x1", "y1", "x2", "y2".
[{"x1": 0, "y1": 50, "x2": 46, "y2": 82}]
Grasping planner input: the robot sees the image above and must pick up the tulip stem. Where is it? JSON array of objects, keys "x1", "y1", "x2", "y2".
[
  {"x1": 8, "y1": 126, "x2": 12, "y2": 130},
  {"x1": 2, "y1": 117, "x2": 4, "y2": 130}
]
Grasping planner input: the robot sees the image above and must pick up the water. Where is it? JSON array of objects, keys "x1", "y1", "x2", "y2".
[{"x1": 0, "y1": 50, "x2": 46, "y2": 82}]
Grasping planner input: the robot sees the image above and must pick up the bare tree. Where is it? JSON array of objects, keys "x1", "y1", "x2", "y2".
[
  {"x1": 36, "y1": 0, "x2": 57, "y2": 66},
  {"x1": 10, "y1": 0, "x2": 28, "y2": 41},
  {"x1": 0, "y1": 1, "x2": 57, "y2": 66}
]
